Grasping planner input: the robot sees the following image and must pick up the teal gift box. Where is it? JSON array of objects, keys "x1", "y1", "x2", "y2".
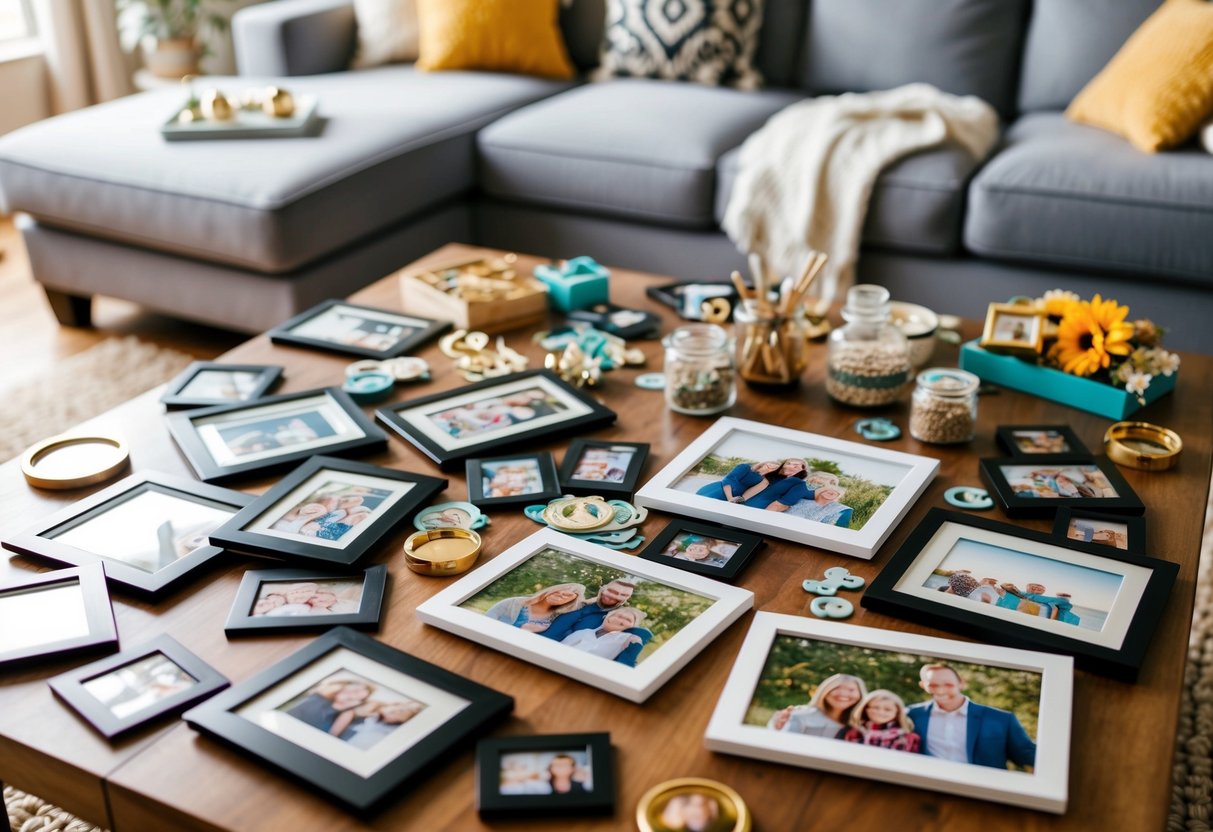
[
  {"x1": 534, "y1": 256, "x2": 610, "y2": 312},
  {"x1": 959, "y1": 340, "x2": 1176, "y2": 420}
]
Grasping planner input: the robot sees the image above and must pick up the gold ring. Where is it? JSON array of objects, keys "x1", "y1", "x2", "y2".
[
  {"x1": 1104, "y1": 421, "x2": 1182, "y2": 471},
  {"x1": 403, "y1": 527, "x2": 482, "y2": 575},
  {"x1": 21, "y1": 434, "x2": 130, "y2": 490}
]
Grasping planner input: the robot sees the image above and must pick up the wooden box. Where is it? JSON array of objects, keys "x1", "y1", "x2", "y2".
[{"x1": 398, "y1": 255, "x2": 548, "y2": 334}]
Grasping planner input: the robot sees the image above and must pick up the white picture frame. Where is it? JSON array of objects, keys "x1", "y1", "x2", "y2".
[
  {"x1": 705, "y1": 613, "x2": 1072, "y2": 813},
  {"x1": 634, "y1": 417, "x2": 939, "y2": 559},
  {"x1": 416, "y1": 528, "x2": 753, "y2": 703}
]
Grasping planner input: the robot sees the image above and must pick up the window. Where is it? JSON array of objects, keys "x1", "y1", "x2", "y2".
[{"x1": 0, "y1": 0, "x2": 36, "y2": 43}]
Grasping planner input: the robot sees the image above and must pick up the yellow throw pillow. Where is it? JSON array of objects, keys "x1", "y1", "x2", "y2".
[
  {"x1": 416, "y1": 0, "x2": 574, "y2": 79},
  {"x1": 1067, "y1": 0, "x2": 1213, "y2": 152}
]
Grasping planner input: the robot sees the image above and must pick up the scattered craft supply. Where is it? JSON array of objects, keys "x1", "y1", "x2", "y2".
[
  {"x1": 944, "y1": 485, "x2": 994, "y2": 510},
  {"x1": 567, "y1": 302, "x2": 661, "y2": 340},
  {"x1": 403, "y1": 528, "x2": 482, "y2": 576},
  {"x1": 700, "y1": 297, "x2": 732, "y2": 324},
  {"x1": 537, "y1": 323, "x2": 645, "y2": 387},
  {"x1": 20, "y1": 434, "x2": 130, "y2": 490},
  {"x1": 341, "y1": 370, "x2": 394, "y2": 404},
  {"x1": 533, "y1": 256, "x2": 611, "y2": 312},
  {"x1": 635, "y1": 372, "x2": 666, "y2": 390},
  {"x1": 854, "y1": 417, "x2": 901, "y2": 441},
  {"x1": 414, "y1": 501, "x2": 490, "y2": 532},
  {"x1": 524, "y1": 495, "x2": 648, "y2": 548},
  {"x1": 399, "y1": 252, "x2": 549, "y2": 333},
  {"x1": 802, "y1": 566, "x2": 866, "y2": 596},
  {"x1": 810, "y1": 596, "x2": 855, "y2": 619},
  {"x1": 439, "y1": 329, "x2": 528, "y2": 382}
]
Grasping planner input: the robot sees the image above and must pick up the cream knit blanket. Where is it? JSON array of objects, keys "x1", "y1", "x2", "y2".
[{"x1": 722, "y1": 83, "x2": 1000, "y2": 305}]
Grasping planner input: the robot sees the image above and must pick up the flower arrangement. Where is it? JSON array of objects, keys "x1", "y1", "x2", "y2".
[{"x1": 1035, "y1": 290, "x2": 1179, "y2": 403}]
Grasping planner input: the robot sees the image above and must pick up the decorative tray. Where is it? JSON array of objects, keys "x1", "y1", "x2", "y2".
[{"x1": 160, "y1": 95, "x2": 320, "y2": 141}]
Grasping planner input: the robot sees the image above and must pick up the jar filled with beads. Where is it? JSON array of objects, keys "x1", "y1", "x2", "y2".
[
  {"x1": 826, "y1": 285, "x2": 911, "y2": 407},
  {"x1": 663, "y1": 324, "x2": 736, "y2": 415},
  {"x1": 910, "y1": 368, "x2": 979, "y2": 444}
]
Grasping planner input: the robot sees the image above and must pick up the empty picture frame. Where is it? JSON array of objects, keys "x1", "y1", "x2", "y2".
[
  {"x1": 268, "y1": 300, "x2": 451, "y2": 360},
  {"x1": 160, "y1": 362, "x2": 283, "y2": 409},
  {"x1": 466, "y1": 452, "x2": 562, "y2": 509},
  {"x1": 476, "y1": 732, "x2": 615, "y2": 818},
  {"x1": 210, "y1": 456, "x2": 446, "y2": 567},
  {"x1": 166, "y1": 387, "x2": 388, "y2": 483},
  {"x1": 2, "y1": 472, "x2": 253, "y2": 596},
  {"x1": 1052, "y1": 507, "x2": 1146, "y2": 553},
  {"x1": 995, "y1": 425, "x2": 1090, "y2": 458},
  {"x1": 0, "y1": 564, "x2": 117, "y2": 669},
  {"x1": 49, "y1": 635, "x2": 229, "y2": 740},
  {"x1": 978, "y1": 455, "x2": 1144, "y2": 518},
  {"x1": 637, "y1": 519, "x2": 764, "y2": 582},
  {"x1": 558, "y1": 439, "x2": 649, "y2": 498},
  {"x1": 225, "y1": 565, "x2": 389, "y2": 636}
]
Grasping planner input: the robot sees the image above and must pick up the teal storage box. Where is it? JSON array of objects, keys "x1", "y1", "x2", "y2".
[
  {"x1": 959, "y1": 340, "x2": 1176, "y2": 420},
  {"x1": 534, "y1": 256, "x2": 610, "y2": 312}
]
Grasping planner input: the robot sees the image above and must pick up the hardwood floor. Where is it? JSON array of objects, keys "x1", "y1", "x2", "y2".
[{"x1": 0, "y1": 216, "x2": 245, "y2": 397}]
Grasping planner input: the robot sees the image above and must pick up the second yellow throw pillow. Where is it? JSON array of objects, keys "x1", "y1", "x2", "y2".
[{"x1": 416, "y1": 0, "x2": 574, "y2": 80}]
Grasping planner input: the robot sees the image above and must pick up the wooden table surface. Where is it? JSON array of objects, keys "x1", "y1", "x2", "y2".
[{"x1": 1, "y1": 244, "x2": 1209, "y2": 832}]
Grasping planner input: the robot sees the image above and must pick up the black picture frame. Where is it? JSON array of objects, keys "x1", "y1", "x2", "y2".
[
  {"x1": 645, "y1": 280, "x2": 738, "y2": 321},
  {"x1": 978, "y1": 455, "x2": 1144, "y2": 518},
  {"x1": 375, "y1": 370, "x2": 616, "y2": 471},
  {"x1": 166, "y1": 387, "x2": 388, "y2": 483},
  {"x1": 466, "y1": 452, "x2": 561, "y2": 509},
  {"x1": 267, "y1": 299, "x2": 451, "y2": 360},
  {"x1": 995, "y1": 425, "x2": 1090, "y2": 458},
  {"x1": 48, "y1": 635, "x2": 229, "y2": 740},
  {"x1": 636, "y1": 519, "x2": 764, "y2": 582},
  {"x1": 225, "y1": 565, "x2": 389, "y2": 636},
  {"x1": 476, "y1": 732, "x2": 615, "y2": 818},
  {"x1": 565, "y1": 303, "x2": 661, "y2": 340},
  {"x1": 2, "y1": 473, "x2": 253, "y2": 597},
  {"x1": 1052, "y1": 507, "x2": 1147, "y2": 553},
  {"x1": 862, "y1": 508, "x2": 1177, "y2": 679},
  {"x1": 210, "y1": 457, "x2": 446, "y2": 567},
  {"x1": 0, "y1": 564, "x2": 118, "y2": 669},
  {"x1": 160, "y1": 361, "x2": 284, "y2": 409},
  {"x1": 558, "y1": 439, "x2": 649, "y2": 498},
  {"x1": 183, "y1": 627, "x2": 514, "y2": 814}
]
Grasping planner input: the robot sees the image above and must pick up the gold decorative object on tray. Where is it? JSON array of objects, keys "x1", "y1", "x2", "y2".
[
  {"x1": 20, "y1": 434, "x2": 130, "y2": 490},
  {"x1": 399, "y1": 253, "x2": 548, "y2": 333},
  {"x1": 164, "y1": 80, "x2": 319, "y2": 140},
  {"x1": 1104, "y1": 421, "x2": 1182, "y2": 471}
]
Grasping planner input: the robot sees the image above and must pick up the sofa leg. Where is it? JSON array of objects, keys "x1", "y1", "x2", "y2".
[{"x1": 43, "y1": 288, "x2": 93, "y2": 328}]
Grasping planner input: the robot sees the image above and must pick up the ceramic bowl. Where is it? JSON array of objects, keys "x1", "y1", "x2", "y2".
[{"x1": 889, "y1": 301, "x2": 940, "y2": 369}]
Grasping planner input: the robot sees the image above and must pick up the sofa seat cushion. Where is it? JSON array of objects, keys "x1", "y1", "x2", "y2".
[
  {"x1": 0, "y1": 66, "x2": 572, "y2": 272},
  {"x1": 965, "y1": 112, "x2": 1213, "y2": 285},
  {"x1": 476, "y1": 79, "x2": 800, "y2": 227},
  {"x1": 714, "y1": 139, "x2": 984, "y2": 255}
]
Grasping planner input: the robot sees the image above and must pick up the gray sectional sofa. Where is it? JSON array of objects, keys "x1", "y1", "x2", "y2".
[{"x1": 1, "y1": 0, "x2": 1211, "y2": 353}]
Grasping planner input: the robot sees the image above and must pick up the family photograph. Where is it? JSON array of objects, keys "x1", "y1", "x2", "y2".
[
  {"x1": 498, "y1": 748, "x2": 594, "y2": 796},
  {"x1": 278, "y1": 670, "x2": 427, "y2": 751},
  {"x1": 251, "y1": 578, "x2": 364, "y2": 617},
  {"x1": 1000, "y1": 464, "x2": 1119, "y2": 499},
  {"x1": 267, "y1": 480, "x2": 394, "y2": 542},
  {"x1": 426, "y1": 387, "x2": 569, "y2": 441}
]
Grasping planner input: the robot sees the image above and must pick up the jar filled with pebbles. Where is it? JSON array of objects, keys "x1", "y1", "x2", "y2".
[
  {"x1": 826, "y1": 285, "x2": 911, "y2": 407},
  {"x1": 910, "y1": 368, "x2": 979, "y2": 444},
  {"x1": 663, "y1": 323, "x2": 736, "y2": 415}
]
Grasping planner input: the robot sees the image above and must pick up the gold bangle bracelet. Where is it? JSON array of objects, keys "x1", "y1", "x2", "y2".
[
  {"x1": 1104, "y1": 421, "x2": 1182, "y2": 471},
  {"x1": 21, "y1": 434, "x2": 130, "y2": 490},
  {"x1": 403, "y1": 527, "x2": 482, "y2": 576}
]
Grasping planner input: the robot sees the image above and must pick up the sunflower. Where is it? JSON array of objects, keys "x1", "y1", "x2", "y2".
[{"x1": 1050, "y1": 294, "x2": 1134, "y2": 377}]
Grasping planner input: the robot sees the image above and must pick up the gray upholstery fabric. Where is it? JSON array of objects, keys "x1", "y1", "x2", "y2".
[
  {"x1": 232, "y1": 0, "x2": 356, "y2": 77},
  {"x1": 714, "y1": 141, "x2": 984, "y2": 255},
  {"x1": 965, "y1": 113, "x2": 1213, "y2": 286},
  {"x1": 0, "y1": 67, "x2": 572, "y2": 272},
  {"x1": 1017, "y1": 0, "x2": 1160, "y2": 112},
  {"x1": 798, "y1": 0, "x2": 1030, "y2": 117},
  {"x1": 477, "y1": 80, "x2": 799, "y2": 227}
]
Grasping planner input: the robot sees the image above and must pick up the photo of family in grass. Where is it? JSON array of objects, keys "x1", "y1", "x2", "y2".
[
  {"x1": 1000, "y1": 464, "x2": 1119, "y2": 499},
  {"x1": 265, "y1": 481, "x2": 396, "y2": 543},
  {"x1": 427, "y1": 387, "x2": 570, "y2": 442},
  {"x1": 277, "y1": 669, "x2": 427, "y2": 752},
  {"x1": 459, "y1": 547, "x2": 714, "y2": 667},
  {"x1": 746, "y1": 637, "x2": 1041, "y2": 772}
]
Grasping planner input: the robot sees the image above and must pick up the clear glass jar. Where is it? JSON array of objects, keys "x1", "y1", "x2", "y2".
[
  {"x1": 734, "y1": 299, "x2": 810, "y2": 388},
  {"x1": 663, "y1": 323, "x2": 736, "y2": 415},
  {"x1": 910, "y1": 367, "x2": 979, "y2": 444},
  {"x1": 826, "y1": 284, "x2": 912, "y2": 407}
]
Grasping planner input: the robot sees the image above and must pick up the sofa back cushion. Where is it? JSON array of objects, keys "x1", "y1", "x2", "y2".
[
  {"x1": 1018, "y1": 0, "x2": 1160, "y2": 112},
  {"x1": 797, "y1": 0, "x2": 1029, "y2": 117}
]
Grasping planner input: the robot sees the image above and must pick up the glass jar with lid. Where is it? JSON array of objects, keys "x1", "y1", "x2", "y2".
[
  {"x1": 910, "y1": 367, "x2": 980, "y2": 444},
  {"x1": 663, "y1": 323, "x2": 736, "y2": 415},
  {"x1": 826, "y1": 284, "x2": 912, "y2": 407}
]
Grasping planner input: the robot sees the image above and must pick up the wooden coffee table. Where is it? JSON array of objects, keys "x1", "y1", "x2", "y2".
[{"x1": 1, "y1": 244, "x2": 1209, "y2": 831}]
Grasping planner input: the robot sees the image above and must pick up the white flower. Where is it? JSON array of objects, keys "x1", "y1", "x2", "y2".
[
  {"x1": 1157, "y1": 350, "x2": 1181, "y2": 377},
  {"x1": 1124, "y1": 372, "x2": 1152, "y2": 396},
  {"x1": 1115, "y1": 362, "x2": 1135, "y2": 383}
]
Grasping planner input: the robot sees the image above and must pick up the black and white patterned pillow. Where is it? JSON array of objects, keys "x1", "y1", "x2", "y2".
[{"x1": 594, "y1": 0, "x2": 766, "y2": 89}]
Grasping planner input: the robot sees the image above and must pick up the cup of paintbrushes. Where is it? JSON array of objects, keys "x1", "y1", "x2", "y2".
[{"x1": 734, "y1": 298, "x2": 810, "y2": 387}]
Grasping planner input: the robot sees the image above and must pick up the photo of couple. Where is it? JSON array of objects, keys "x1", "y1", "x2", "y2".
[
  {"x1": 1001, "y1": 464, "x2": 1119, "y2": 499},
  {"x1": 664, "y1": 532, "x2": 739, "y2": 569},
  {"x1": 927, "y1": 537, "x2": 1121, "y2": 632},
  {"x1": 267, "y1": 481, "x2": 394, "y2": 543},
  {"x1": 482, "y1": 458, "x2": 545, "y2": 498},
  {"x1": 747, "y1": 637, "x2": 1041, "y2": 771},
  {"x1": 460, "y1": 547, "x2": 714, "y2": 667},
  {"x1": 499, "y1": 748, "x2": 594, "y2": 796},
  {"x1": 82, "y1": 652, "x2": 197, "y2": 720},
  {"x1": 278, "y1": 669, "x2": 427, "y2": 752},
  {"x1": 427, "y1": 387, "x2": 569, "y2": 441},
  {"x1": 289, "y1": 305, "x2": 420, "y2": 353},
  {"x1": 250, "y1": 579, "x2": 364, "y2": 618}
]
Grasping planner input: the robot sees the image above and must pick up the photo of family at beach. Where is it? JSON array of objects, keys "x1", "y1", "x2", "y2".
[
  {"x1": 276, "y1": 669, "x2": 427, "y2": 752},
  {"x1": 250, "y1": 578, "x2": 365, "y2": 618},
  {"x1": 459, "y1": 547, "x2": 714, "y2": 667},
  {"x1": 746, "y1": 637, "x2": 1041, "y2": 772},
  {"x1": 263, "y1": 480, "x2": 396, "y2": 543},
  {"x1": 499, "y1": 748, "x2": 594, "y2": 796},
  {"x1": 1000, "y1": 464, "x2": 1119, "y2": 499},
  {"x1": 663, "y1": 532, "x2": 740, "y2": 569},
  {"x1": 427, "y1": 387, "x2": 570, "y2": 442}
]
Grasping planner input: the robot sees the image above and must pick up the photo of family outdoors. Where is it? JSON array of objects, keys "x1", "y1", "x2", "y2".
[
  {"x1": 82, "y1": 652, "x2": 196, "y2": 720},
  {"x1": 274, "y1": 669, "x2": 428, "y2": 752},
  {"x1": 428, "y1": 386, "x2": 570, "y2": 443},
  {"x1": 745, "y1": 636, "x2": 1042, "y2": 772},
  {"x1": 1064, "y1": 516, "x2": 1132, "y2": 550},
  {"x1": 999, "y1": 464, "x2": 1119, "y2": 499},
  {"x1": 251, "y1": 578, "x2": 365, "y2": 618},
  {"x1": 499, "y1": 748, "x2": 594, "y2": 796},
  {"x1": 663, "y1": 532, "x2": 740, "y2": 569},
  {"x1": 254, "y1": 478, "x2": 402, "y2": 545},
  {"x1": 458, "y1": 547, "x2": 714, "y2": 667}
]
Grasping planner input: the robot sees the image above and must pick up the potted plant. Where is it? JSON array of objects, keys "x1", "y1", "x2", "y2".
[{"x1": 117, "y1": 0, "x2": 229, "y2": 78}]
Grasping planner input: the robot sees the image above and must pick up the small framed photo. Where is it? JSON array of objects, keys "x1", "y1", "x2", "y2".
[
  {"x1": 160, "y1": 362, "x2": 283, "y2": 409},
  {"x1": 268, "y1": 300, "x2": 450, "y2": 360},
  {"x1": 2, "y1": 473, "x2": 253, "y2": 597},
  {"x1": 210, "y1": 457, "x2": 446, "y2": 567},
  {"x1": 995, "y1": 425, "x2": 1089, "y2": 457},
  {"x1": 48, "y1": 635, "x2": 228, "y2": 740},
  {"x1": 558, "y1": 439, "x2": 649, "y2": 498},
  {"x1": 166, "y1": 387, "x2": 388, "y2": 483},
  {"x1": 375, "y1": 370, "x2": 616, "y2": 470},
  {"x1": 1052, "y1": 507, "x2": 1146, "y2": 552},
  {"x1": 0, "y1": 565, "x2": 117, "y2": 669},
  {"x1": 224, "y1": 565, "x2": 389, "y2": 636},
  {"x1": 979, "y1": 455, "x2": 1144, "y2": 518},
  {"x1": 863, "y1": 509, "x2": 1175, "y2": 678},
  {"x1": 184, "y1": 627, "x2": 513, "y2": 814},
  {"x1": 637, "y1": 519, "x2": 763, "y2": 582},
  {"x1": 417, "y1": 528, "x2": 753, "y2": 703},
  {"x1": 466, "y1": 452, "x2": 561, "y2": 508},
  {"x1": 476, "y1": 733, "x2": 615, "y2": 818},
  {"x1": 634, "y1": 417, "x2": 938, "y2": 559},
  {"x1": 979, "y1": 303, "x2": 1045, "y2": 355},
  {"x1": 705, "y1": 612, "x2": 1073, "y2": 813}
]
